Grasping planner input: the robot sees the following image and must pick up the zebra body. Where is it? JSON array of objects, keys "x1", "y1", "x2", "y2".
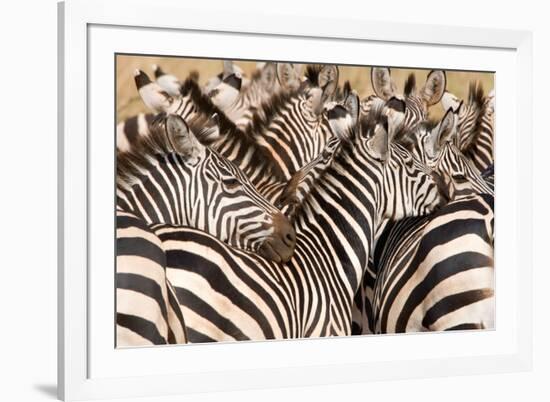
[
  {"x1": 372, "y1": 194, "x2": 494, "y2": 333},
  {"x1": 351, "y1": 105, "x2": 494, "y2": 334},
  {"x1": 116, "y1": 209, "x2": 187, "y2": 346}
]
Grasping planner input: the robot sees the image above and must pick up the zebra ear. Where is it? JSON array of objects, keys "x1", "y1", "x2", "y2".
[
  {"x1": 222, "y1": 60, "x2": 235, "y2": 79},
  {"x1": 441, "y1": 90, "x2": 462, "y2": 113},
  {"x1": 367, "y1": 123, "x2": 390, "y2": 162},
  {"x1": 134, "y1": 69, "x2": 174, "y2": 112},
  {"x1": 276, "y1": 63, "x2": 302, "y2": 91},
  {"x1": 427, "y1": 108, "x2": 456, "y2": 156},
  {"x1": 152, "y1": 64, "x2": 165, "y2": 79},
  {"x1": 344, "y1": 89, "x2": 360, "y2": 127},
  {"x1": 260, "y1": 62, "x2": 277, "y2": 88},
  {"x1": 165, "y1": 114, "x2": 204, "y2": 161},
  {"x1": 319, "y1": 65, "x2": 339, "y2": 101},
  {"x1": 371, "y1": 67, "x2": 397, "y2": 100},
  {"x1": 208, "y1": 73, "x2": 242, "y2": 110},
  {"x1": 421, "y1": 70, "x2": 447, "y2": 106}
]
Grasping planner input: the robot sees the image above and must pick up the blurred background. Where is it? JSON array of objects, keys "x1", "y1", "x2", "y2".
[{"x1": 117, "y1": 54, "x2": 494, "y2": 122}]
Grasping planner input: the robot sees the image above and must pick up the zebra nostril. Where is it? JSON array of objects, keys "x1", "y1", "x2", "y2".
[{"x1": 285, "y1": 231, "x2": 295, "y2": 245}]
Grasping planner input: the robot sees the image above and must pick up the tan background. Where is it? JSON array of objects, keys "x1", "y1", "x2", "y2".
[{"x1": 116, "y1": 54, "x2": 494, "y2": 122}]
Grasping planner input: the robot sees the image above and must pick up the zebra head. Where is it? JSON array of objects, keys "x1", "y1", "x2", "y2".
[
  {"x1": 354, "y1": 96, "x2": 445, "y2": 220},
  {"x1": 441, "y1": 81, "x2": 488, "y2": 151},
  {"x1": 207, "y1": 71, "x2": 243, "y2": 111},
  {"x1": 134, "y1": 69, "x2": 179, "y2": 114},
  {"x1": 370, "y1": 67, "x2": 446, "y2": 132},
  {"x1": 152, "y1": 64, "x2": 182, "y2": 97},
  {"x1": 277, "y1": 63, "x2": 339, "y2": 115},
  {"x1": 276, "y1": 63, "x2": 304, "y2": 92},
  {"x1": 117, "y1": 114, "x2": 296, "y2": 263},
  {"x1": 397, "y1": 106, "x2": 494, "y2": 199},
  {"x1": 203, "y1": 60, "x2": 248, "y2": 94}
]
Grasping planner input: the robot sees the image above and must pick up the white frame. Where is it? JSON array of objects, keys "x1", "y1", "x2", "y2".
[{"x1": 58, "y1": 0, "x2": 533, "y2": 400}]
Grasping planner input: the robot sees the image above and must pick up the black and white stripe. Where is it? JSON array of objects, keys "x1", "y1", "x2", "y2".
[
  {"x1": 372, "y1": 193, "x2": 494, "y2": 333},
  {"x1": 441, "y1": 82, "x2": 494, "y2": 173},
  {"x1": 150, "y1": 99, "x2": 444, "y2": 342},
  {"x1": 116, "y1": 209, "x2": 187, "y2": 346},
  {"x1": 116, "y1": 113, "x2": 296, "y2": 263}
]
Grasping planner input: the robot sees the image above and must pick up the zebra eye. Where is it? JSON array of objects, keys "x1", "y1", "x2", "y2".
[
  {"x1": 403, "y1": 154, "x2": 413, "y2": 165},
  {"x1": 453, "y1": 174, "x2": 467, "y2": 182},
  {"x1": 222, "y1": 177, "x2": 241, "y2": 188}
]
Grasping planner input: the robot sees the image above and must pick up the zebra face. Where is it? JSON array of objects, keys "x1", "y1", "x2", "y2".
[
  {"x1": 152, "y1": 64, "x2": 182, "y2": 97},
  {"x1": 381, "y1": 144, "x2": 445, "y2": 220},
  {"x1": 208, "y1": 72, "x2": 243, "y2": 111},
  {"x1": 302, "y1": 65, "x2": 340, "y2": 116},
  {"x1": 118, "y1": 114, "x2": 296, "y2": 263},
  {"x1": 370, "y1": 68, "x2": 446, "y2": 133},
  {"x1": 402, "y1": 108, "x2": 494, "y2": 198},
  {"x1": 134, "y1": 69, "x2": 179, "y2": 114},
  {"x1": 204, "y1": 150, "x2": 296, "y2": 262},
  {"x1": 332, "y1": 99, "x2": 444, "y2": 220}
]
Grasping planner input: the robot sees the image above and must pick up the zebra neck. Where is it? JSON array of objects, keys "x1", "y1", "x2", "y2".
[
  {"x1": 117, "y1": 153, "x2": 206, "y2": 228},
  {"x1": 292, "y1": 146, "x2": 381, "y2": 295}
]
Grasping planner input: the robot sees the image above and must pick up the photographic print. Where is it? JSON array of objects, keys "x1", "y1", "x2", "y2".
[{"x1": 115, "y1": 55, "x2": 494, "y2": 347}]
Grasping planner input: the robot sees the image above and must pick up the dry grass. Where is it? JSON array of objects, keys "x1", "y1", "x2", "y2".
[{"x1": 116, "y1": 54, "x2": 494, "y2": 122}]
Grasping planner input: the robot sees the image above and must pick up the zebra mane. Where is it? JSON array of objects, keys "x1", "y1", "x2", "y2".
[
  {"x1": 462, "y1": 81, "x2": 487, "y2": 153},
  {"x1": 334, "y1": 81, "x2": 352, "y2": 103},
  {"x1": 188, "y1": 70, "x2": 200, "y2": 83},
  {"x1": 249, "y1": 65, "x2": 271, "y2": 83},
  {"x1": 116, "y1": 113, "x2": 215, "y2": 190},
  {"x1": 244, "y1": 87, "x2": 300, "y2": 135},
  {"x1": 179, "y1": 77, "x2": 237, "y2": 140},
  {"x1": 304, "y1": 64, "x2": 325, "y2": 87},
  {"x1": 404, "y1": 73, "x2": 416, "y2": 97},
  {"x1": 394, "y1": 116, "x2": 438, "y2": 151},
  {"x1": 468, "y1": 80, "x2": 485, "y2": 107},
  {"x1": 359, "y1": 101, "x2": 388, "y2": 140},
  {"x1": 180, "y1": 76, "x2": 288, "y2": 181}
]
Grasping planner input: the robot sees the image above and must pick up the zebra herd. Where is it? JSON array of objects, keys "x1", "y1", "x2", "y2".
[{"x1": 115, "y1": 60, "x2": 495, "y2": 346}]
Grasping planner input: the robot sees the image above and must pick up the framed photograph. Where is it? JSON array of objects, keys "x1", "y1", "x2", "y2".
[{"x1": 58, "y1": 0, "x2": 533, "y2": 400}]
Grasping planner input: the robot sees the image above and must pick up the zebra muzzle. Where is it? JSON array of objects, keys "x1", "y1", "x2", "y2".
[{"x1": 258, "y1": 212, "x2": 296, "y2": 263}]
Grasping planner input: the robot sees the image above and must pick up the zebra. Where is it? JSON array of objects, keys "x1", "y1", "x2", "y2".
[
  {"x1": 117, "y1": 68, "x2": 232, "y2": 152},
  {"x1": 364, "y1": 103, "x2": 494, "y2": 333},
  {"x1": 117, "y1": 70, "x2": 198, "y2": 152},
  {"x1": 395, "y1": 104, "x2": 494, "y2": 198},
  {"x1": 116, "y1": 112, "x2": 296, "y2": 263},
  {"x1": 441, "y1": 81, "x2": 494, "y2": 173},
  {"x1": 203, "y1": 60, "x2": 250, "y2": 94},
  {"x1": 282, "y1": 97, "x2": 494, "y2": 334},
  {"x1": 116, "y1": 208, "x2": 187, "y2": 346},
  {"x1": 150, "y1": 96, "x2": 445, "y2": 342},
  {"x1": 371, "y1": 193, "x2": 494, "y2": 333},
  {"x1": 152, "y1": 64, "x2": 182, "y2": 97},
  {"x1": 227, "y1": 64, "x2": 340, "y2": 189},
  {"x1": 132, "y1": 65, "x2": 341, "y2": 205},
  {"x1": 367, "y1": 67, "x2": 447, "y2": 131},
  {"x1": 210, "y1": 62, "x2": 281, "y2": 129},
  {"x1": 355, "y1": 102, "x2": 493, "y2": 334},
  {"x1": 116, "y1": 112, "x2": 156, "y2": 153}
]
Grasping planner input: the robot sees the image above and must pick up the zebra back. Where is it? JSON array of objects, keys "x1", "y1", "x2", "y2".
[
  {"x1": 372, "y1": 194, "x2": 494, "y2": 333},
  {"x1": 116, "y1": 209, "x2": 187, "y2": 346}
]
